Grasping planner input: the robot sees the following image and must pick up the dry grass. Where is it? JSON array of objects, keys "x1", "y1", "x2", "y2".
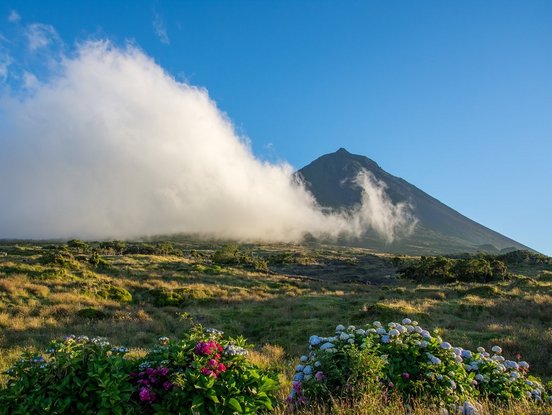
[{"x1": 0, "y1": 241, "x2": 551, "y2": 412}]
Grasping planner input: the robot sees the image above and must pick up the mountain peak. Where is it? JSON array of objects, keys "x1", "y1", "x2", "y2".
[{"x1": 298, "y1": 149, "x2": 532, "y2": 254}]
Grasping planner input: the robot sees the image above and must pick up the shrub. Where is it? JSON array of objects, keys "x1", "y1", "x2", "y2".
[
  {"x1": 0, "y1": 328, "x2": 279, "y2": 415},
  {"x1": 399, "y1": 256, "x2": 508, "y2": 283},
  {"x1": 40, "y1": 248, "x2": 78, "y2": 269},
  {"x1": 212, "y1": 244, "x2": 269, "y2": 272},
  {"x1": 84, "y1": 282, "x2": 133, "y2": 303},
  {"x1": 0, "y1": 336, "x2": 135, "y2": 415},
  {"x1": 135, "y1": 326, "x2": 279, "y2": 413},
  {"x1": 288, "y1": 319, "x2": 549, "y2": 413},
  {"x1": 88, "y1": 252, "x2": 110, "y2": 268},
  {"x1": 76, "y1": 307, "x2": 109, "y2": 320},
  {"x1": 67, "y1": 239, "x2": 90, "y2": 253}
]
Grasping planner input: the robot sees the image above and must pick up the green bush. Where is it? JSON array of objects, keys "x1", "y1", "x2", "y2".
[
  {"x1": 88, "y1": 252, "x2": 110, "y2": 268},
  {"x1": 0, "y1": 336, "x2": 135, "y2": 415},
  {"x1": 0, "y1": 329, "x2": 279, "y2": 415},
  {"x1": 212, "y1": 244, "x2": 269, "y2": 273},
  {"x1": 40, "y1": 248, "x2": 78, "y2": 269},
  {"x1": 76, "y1": 307, "x2": 109, "y2": 320},
  {"x1": 136, "y1": 326, "x2": 279, "y2": 414},
  {"x1": 84, "y1": 282, "x2": 133, "y2": 303},
  {"x1": 67, "y1": 239, "x2": 90, "y2": 253},
  {"x1": 399, "y1": 256, "x2": 508, "y2": 283},
  {"x1": 289, "y1": 320, "x2": 549, "y2": 412}
]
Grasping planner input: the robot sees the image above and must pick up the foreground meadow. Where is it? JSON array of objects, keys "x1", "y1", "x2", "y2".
[{"x1": 0, "y1": 240, "x2": 551, "y2": 413}]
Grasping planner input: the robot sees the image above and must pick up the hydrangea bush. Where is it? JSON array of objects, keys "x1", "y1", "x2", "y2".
[
  {"x1": 0, "y1": 327, "x2": 279, "y2": 415},
  {"x1": 289, "y1": 319, "x2": 550, "y2": 413},
  {"x1": 0, "y1": 335, "x2": 134, "y2": 415},
  {"x1": 135, "y1": 326, "x2": 279, "y2": 414}
]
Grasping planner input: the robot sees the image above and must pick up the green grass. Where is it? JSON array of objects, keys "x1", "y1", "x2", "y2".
[{"x1": 0, "y1": 240, "x2": 551, "y2": 413}]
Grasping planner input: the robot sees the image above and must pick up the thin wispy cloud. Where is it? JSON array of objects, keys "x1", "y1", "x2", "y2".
[
  {"x1": 25, "y1": 23, "x2": 61, "y2": 51},
  {"x1": 0, "y1": 54, "x2": 11, "y2": 82},
  {"x1": 8, "y1": 10, "x2": 20, "y2": 23},
  {"x1": 153, "y1": 10, "x2": 170, "y2": 44}
]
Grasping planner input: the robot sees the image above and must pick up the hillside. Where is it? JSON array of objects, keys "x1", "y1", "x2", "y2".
[{"x1": 298, "y1": 148, "x2": 533, "y2": 255}]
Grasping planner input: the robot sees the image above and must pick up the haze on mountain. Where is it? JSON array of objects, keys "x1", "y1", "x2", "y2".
[{"x1": 298, "y1": 148, "x2": 533, "y2": 255}]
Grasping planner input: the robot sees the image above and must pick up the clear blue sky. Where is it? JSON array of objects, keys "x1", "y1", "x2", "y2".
[{"x1": 1, "y1": 1, "x2": 551, "y2": 255}]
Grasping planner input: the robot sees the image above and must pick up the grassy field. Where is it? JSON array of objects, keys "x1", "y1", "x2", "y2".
[{"x1": 0, "y1": 240, "x2": 551, "y2": 412}]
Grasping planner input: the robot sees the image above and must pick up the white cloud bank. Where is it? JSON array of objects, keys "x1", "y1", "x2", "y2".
[{"x1": 0, "y1": 42, "x2": 416, "y2": 242}]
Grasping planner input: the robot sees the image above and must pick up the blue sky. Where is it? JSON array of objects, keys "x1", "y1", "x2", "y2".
[{"x1": 1, "y1": 1, "x2": 551, "y2": 254}]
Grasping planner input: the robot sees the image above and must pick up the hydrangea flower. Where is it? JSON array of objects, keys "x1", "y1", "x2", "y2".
[{"x1": 491, "y1": 345, "x2": 502, "y2": 354}]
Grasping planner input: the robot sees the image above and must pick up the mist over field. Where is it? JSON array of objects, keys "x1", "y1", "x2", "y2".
[{"x1": 0, "y1": 40, "x2": 415, "y2": 242}]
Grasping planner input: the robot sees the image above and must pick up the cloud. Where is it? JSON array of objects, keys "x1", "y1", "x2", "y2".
[
  {"x1": 0, "y1": 54, "x2": 11, "y2": 82},
  {"x1": 25, "y1": 23, "x2": 60, "y2": 51},
  {"x1": 0, "y1": 41, "x2": 415, "y2": 242},
  {"x1": 8, "y1": 10, "x2": 20, "y2": 23},
  {"x1": 153, "y1": 11, "x2": 170, "y2": 44}
]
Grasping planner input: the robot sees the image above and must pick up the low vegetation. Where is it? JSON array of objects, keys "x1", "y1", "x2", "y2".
[{"x1": 0, "y1": 240, "x2": 551, "y2": 413}]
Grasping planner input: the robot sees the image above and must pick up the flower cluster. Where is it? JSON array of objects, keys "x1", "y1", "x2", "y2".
[
  {"x1": 224, "y1": 344, "x2": 248, "y2": 356},
  {"x1": 130, "y1": 367, "x2": 173, "y2": 403},
  {"x1": 194, "y1": 339, "x2": 224, "y2": 356},
  {"x1": 1, "y1": 328, "x2": 279, "y2": 414},
  {"x1": 200, "y1": 359, "x2": 227, "y2": 378},
  {"x1": 290, "y1": 319, "x2": 550, "y2": 413}
]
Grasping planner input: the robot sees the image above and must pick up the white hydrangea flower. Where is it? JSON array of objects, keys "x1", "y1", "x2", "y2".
[
  {"x1": 388, "y1": 322, "x2": 397, "y2": 328},
  {"x1": 455, "y1": 355, "x2": 463, "y2": 363},
  {"x1": 402, "y1": 318, "x2": 412, "y2": 325},
  {"x1": 355, "y1": 329, "x2": 366, "y2": 336},
  {"x1": 389, "y1": 329, "x2": 400, "y2": 337},
  {"x1": 348, "y1": 338, "x2": 355, "y2": 344},
  {"x1": 519, "y1": 361, "x2": 529, "y2": 369},
  {"x1": 453, "y1": 347, "x2": 462, "y2": 356},
  {"x1": 347, "y1": 325, "x2": 356, "y2": 331},
  {"x1": 477, "y1": 347, "x2": 485, "y2": 353},
  {"x1": 373, "y1": 321, "x2": 382, "y2": 327},
  {"x1": 491, "y1": 345, "x2": 502, "y2": 354},
  {"x1": 339, "y1": 332, "x2": 350, "y2": 341}
]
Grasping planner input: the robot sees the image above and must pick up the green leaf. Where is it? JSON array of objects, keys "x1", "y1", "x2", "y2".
[{"x1": 227, "y1": 397, "x2": 242, "y2": 413}]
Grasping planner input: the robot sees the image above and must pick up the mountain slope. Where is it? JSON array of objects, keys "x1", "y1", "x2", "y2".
[{"x1": 297, "y1": 148, "x2": 533, "y2": 254}]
